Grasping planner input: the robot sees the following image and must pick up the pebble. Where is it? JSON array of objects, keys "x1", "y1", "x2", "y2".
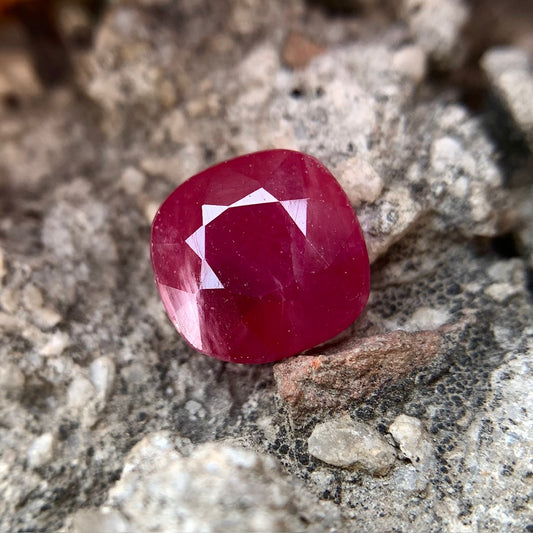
[
  {"x1": 120, "y1": 166, "x2": 146, "y2": 195},
  {"x1": 90, "y1": 356, "x2": 116, "y2": 401},
  {"x1": 405, "y1": 307, "x2": 451, "y2": 331},
  {"x1": 140, "y1": 153, "x2": 187, "y2": 182},
  {"x1": 308, "y1": 415, "x2": 396, "y2": 475},
  {"x1": 392, "y1": 45, "x2": 427, "y2": 84},
  {"x1": 400, "y1": 0, "x2": 469, "y2": 66},
  {"x1": 388, "y1": 414, "x2": 433, "y2": 466},
  {"x1": 482, "y1": 47, "x2": 533, "y2": 147},
  {"x1": 40, "y1": 331, "x2": 70, "y2": 357},
  {"x1": 19, "y1": 283, "x2": 62, "y2": 330},
  {"x1": 32, "y1": 307, "x2": 62, "y2": 330},
  {"x1": 334, "y1": 156, "x2": 384, "y2": 206},
  {"x1": 487, "y1": 259, "x2": 526, "y2": 285},
  {"x1": 484, "y1": 282, "x2": 522, "y2": 303},
  {"x1": 274, "y1": 330, "x2": 443, "y2": 420},
  {"x1": 431, "y1": 136, "x2": 464, "y2": 173},
  {"x1": 27, "y1": 433, "x2": 56, "y2": 469},
  {"x1": 67, "y1": 375, "x2": 96, "y2": 410}
]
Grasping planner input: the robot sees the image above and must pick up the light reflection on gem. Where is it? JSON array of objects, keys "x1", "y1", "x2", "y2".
[{"x1": 185, "y1": 187, "x2": 308, "y2": 291}]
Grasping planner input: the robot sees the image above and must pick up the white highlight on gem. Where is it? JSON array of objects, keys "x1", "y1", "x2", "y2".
[
  {"x1": 159, "y1": 284, "x2": 203, "y2": 350},
  {"x1": 202, "y1": 204, "x2": 229, "y2": 225},
  {"x1": 230, "y1": 188, "x2": 278, "y2": 208},
  {"x1": 201, "y1": 262, "x2": 224, "y2": 289},
  {"x1": 280, "y1": 199, "x2": 308, "y2": 235},
  {"x1": 185, "y1": 187, "x2": 308, "y2": 290},
  {"x1": 185, "y1": 225, "x2": 205, "y2": 259}
]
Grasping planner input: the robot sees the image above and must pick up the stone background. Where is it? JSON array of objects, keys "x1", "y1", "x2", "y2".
[{"x1": 0, "y1": 0, "x2": 532, "y2": 532}]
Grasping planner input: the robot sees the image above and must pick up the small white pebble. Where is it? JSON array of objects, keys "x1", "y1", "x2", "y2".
[
  {"x1": 392, "y1": 45, "x2": 427, "y2": 83},
  {"x1": 334, "y1": 156, "x2": 384, "y2": 206},
  {"x1": 406, "y1": 307, "x2": 450, "y2": 331},
  {"x1": 40, "y1": 331, "x2": 70, "y2": 357},
  {"x1": 185, "y1": 400, "x2": 206, "y2": 419},
  {"x1": 90, "y1": 356, "x2": 116, "y2": 401},
  {"x1": 22, "y1": 284, "x2": 44, "y2": 310},
  {"x1": 120, "y1": 166, "x2": 146, "y2": 195},
  {"x1": 431, "y1": 136, "x2": 463, "y2": 173},
  {"x1": 389, "y1": 414, "x2": 433, "y2": 465},
  {"x1": 308, "y1": 414, "x2": 396, "y2": 475},
  {"x1": 484, "y1": 282, "x2": 521, "y2": 303},
  {"x1": 487, "y1": 259, "x2": 524, "y2": 283},
  {"x1": 33, "y1": 307, "x2": 62, "y2": 330},
  {"x1": 67, "y1": 375, "x2": 96, "y2": 409},
  {"x1": 450, "y1": 176, "x2": 468, "y2": 198},
  {"x1": 27, "y1": 433, "x2": 55, "y2": 468}
]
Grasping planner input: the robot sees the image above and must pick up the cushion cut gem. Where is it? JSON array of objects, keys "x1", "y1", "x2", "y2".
[{"x1": 150, "y1": 149, "x2": 370, "y2": 364}]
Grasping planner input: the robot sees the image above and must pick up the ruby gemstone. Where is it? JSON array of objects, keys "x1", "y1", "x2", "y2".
[{"x1": 150, "y1": 149, "x2": 370, "y2": 364}]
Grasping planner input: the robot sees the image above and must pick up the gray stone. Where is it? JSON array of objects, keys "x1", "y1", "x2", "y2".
[
  {"x1": 333, "y1": 156, "x2": 384, "y2": 206},
  {"x1": 27, "y1": 433, "x2": 56, "y2": 469},
  {"x1": 482, "y1": 47, "x2": 533, "y2": 148},
  {"x1": 389, "y1": 414, "x2": 434, "y2": 467},
  {"x1": 399, "y1": 0, "x2": 469, "y2": 67},
  {"x1": 308, "y1": 415, "x2": 396, "y2": 474},
  {"x1": 392, "y1": 45, "x2": 427, "y2": 83},
  {"x1": 90, "y1": 356, "x2": 116, "y2": 402},
  {"x1": 69, "y1": 433, "x2": 338, "y2": 533},
  {"x1": 119, "y1": 166, "x2": 146, "y2": 195},
  {"x1": 67, "y1": 375, "x2": 96, "y2": 410}
]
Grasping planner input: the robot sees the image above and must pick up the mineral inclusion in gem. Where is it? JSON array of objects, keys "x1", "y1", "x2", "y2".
[{"x1": 150, "y1": 149, "x2": 370, "y2": 364}]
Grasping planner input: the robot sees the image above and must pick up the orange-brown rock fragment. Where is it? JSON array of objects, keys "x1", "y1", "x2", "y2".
[
  {"x1": 282, "y1": 31, "x2": 326, "y2": 69},
  {"x1": 273, "y1": 330, "x2": 444, "y2": 419}
]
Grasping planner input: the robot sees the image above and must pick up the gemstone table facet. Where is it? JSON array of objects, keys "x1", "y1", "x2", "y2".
[{"x1": 150, "y1": 149, "x2": 370, "y2": 364}]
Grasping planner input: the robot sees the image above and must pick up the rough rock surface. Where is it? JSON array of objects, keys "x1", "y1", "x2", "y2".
[
  {"x1": 69, "y1": 433, "x2": 338, "y2": 533},
  {"x1": 0, "y1": 1, "x2": 532, "y2": 532}
]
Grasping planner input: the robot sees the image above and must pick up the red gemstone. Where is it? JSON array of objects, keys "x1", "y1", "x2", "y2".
[{"x1": 150, "y1": 149, "x2": 370, "y2": 364}]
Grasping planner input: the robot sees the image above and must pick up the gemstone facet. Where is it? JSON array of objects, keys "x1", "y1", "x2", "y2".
[{"x1": 150, "y1": 149, "x2": 370, "y2": 364}]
